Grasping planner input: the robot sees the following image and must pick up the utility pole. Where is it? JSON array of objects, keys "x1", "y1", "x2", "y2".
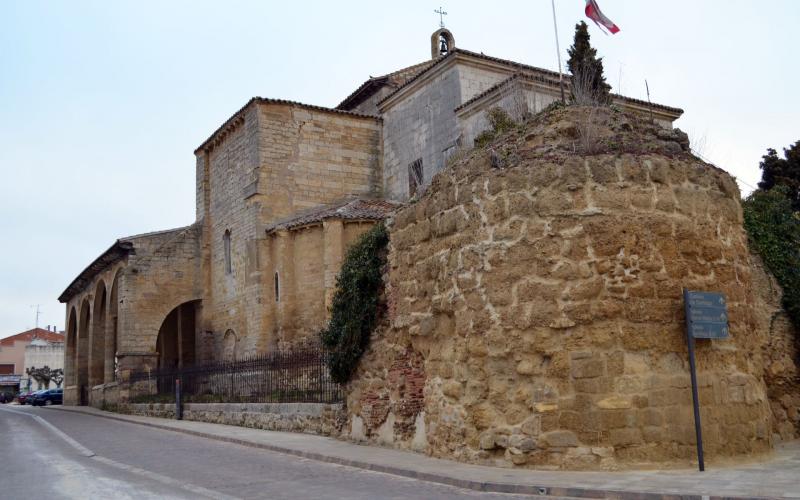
[{"x1": 31, "y1": 304, "x2": 42, "y2": 330}]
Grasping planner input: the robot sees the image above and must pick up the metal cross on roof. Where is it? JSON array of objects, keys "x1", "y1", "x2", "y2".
[{"x1": 435, "y1": 7, "x2": 447, "y2": 28}]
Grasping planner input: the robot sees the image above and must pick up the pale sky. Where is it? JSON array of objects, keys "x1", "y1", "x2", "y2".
[{"x1": 1, "y1": 1, "x2": 798, "y2": 335}]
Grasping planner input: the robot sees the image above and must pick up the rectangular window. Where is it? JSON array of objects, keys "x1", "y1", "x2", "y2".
[
  {"x1": 223, "y1": 230, "x2": 232, "y2": 274},
  {"x1": 0, "y1": 364, "x2": 14, "y2": 375},
  {"x1": 408, "y1": 158, "x2": 423, "y2": 197}
]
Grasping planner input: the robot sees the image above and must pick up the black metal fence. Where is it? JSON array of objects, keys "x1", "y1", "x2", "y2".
[{"x1": 125, "y1": 348, "x2": 342, "y2": 404}]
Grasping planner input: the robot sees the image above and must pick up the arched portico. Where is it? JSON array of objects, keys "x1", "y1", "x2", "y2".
[
  {"x1": 66, "y1": 307, "x2": 78, "y2": 387},
  {"x1": 106, "y1": 271, "x2": 120, "y2": 383},
  {"x1": 77, "y1": 299, "x2": 91, "y2": 405},
  {"x1": 155, "y1": 300, "x2": 201, "y2": 370},
  {"x1": 90, "y1": 280, "x2": 107, "y2": 387}
]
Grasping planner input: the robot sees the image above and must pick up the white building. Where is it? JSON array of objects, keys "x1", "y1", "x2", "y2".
[{"x1": 20, "y1": 338, "x2": 65, "y2": 392}]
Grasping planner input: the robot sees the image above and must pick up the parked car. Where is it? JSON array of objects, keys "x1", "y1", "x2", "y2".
[
  {"x1": 17, "y1": 391, "x2": 35, "y2": 404},
  {"x1": 22, "y1": 390, "x2": 46, "y2": 405},
  {"x1": 0, "y1": 392, "x2": 14, "y2": 404},
  {"x1": 31, "y1": 388, "x2": 63, "y2": 406}
]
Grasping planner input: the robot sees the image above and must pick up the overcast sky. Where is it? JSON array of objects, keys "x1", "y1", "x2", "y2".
[{"x1": 1, "y1": 1, "x2": 798, "y2": 335}]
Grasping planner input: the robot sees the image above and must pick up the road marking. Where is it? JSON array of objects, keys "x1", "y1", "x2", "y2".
[
  {"x1": 91, "y1": 455, "x2": 241, "y2": 500},
  {"x1": 0, "y1": 405, "x2": 94, "y2": 457},
  {"x1": 0, "y1": 406, "x2": 241, "y2": 500}
]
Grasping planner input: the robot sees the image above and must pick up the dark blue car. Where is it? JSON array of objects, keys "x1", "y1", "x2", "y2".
[{"x1": 30, "y1": 388, "x2": 63, "y2": 406}]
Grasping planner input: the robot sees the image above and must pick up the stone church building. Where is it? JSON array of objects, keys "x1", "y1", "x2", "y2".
[{"x1": 59, "y1": 29, "x2": 682, "y2": 406}]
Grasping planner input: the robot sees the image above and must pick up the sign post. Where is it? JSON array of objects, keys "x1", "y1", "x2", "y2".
[
  {"x1": 175, "y1": 378, "x2": 183, "y2": 421},
  {"x1": 683, "y1": 289, "x2": 730, "y2": 472}
]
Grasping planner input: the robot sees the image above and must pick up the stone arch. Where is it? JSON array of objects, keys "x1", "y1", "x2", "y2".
[
  {"x1": 77, "y1": 298, "x2": 91, "y2": 405},
  {"x1": 107, "y1": 269, "x2": 121, "y2": 382},
  {"x1": 65, "y1": 306, "x2": 78, "y2": 387},
  {"x1": 223, "y1": 329, "x2": 238, "y2": 362},
  {"x1": 430, "y1": 28, "x2": 455, "y2": 59},
  {"x1": 155, "y1": 300, "x2": 200, "y2": 370},
  {"x1": 90, "y1": 280, "x2": 107, "y2": 386}
]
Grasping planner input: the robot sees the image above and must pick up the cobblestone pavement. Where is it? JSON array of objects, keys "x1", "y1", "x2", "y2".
[{"x1": 0, "y1": 405, "x2": 547, "y2": 499}]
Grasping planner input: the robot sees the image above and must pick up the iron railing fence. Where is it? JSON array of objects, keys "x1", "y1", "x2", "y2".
[{"x1": 125, "y1": 347, "x2": 342, "y2": 404}]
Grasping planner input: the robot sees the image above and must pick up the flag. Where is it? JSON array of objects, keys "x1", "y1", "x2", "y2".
[{"x1": 585, "y1": 0, "x2": 620, "y2": 34}]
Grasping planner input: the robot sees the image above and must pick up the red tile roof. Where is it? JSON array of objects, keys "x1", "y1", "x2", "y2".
[
  {"x1": 0, "y1": 328, "x2": 64, "y2": 346},
  {"x1": 265, "y1": 198, "x2": 400, "y2": 233}
]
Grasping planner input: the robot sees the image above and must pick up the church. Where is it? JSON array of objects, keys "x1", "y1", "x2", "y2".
[{"x1": 58, "y1": 28, "x2": 682, "y2": 406}]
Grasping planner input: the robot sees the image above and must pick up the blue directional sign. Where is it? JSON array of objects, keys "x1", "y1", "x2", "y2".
[{"x1": 683, "y1": 290, "x2": 729, "y2": 339}]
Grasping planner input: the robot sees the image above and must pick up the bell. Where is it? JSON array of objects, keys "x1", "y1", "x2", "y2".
[{"x1": 439, "y1": 37, "x2": 449, "y2": 55}]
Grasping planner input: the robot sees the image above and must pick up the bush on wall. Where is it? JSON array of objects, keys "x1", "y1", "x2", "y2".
[
  {"x1": 743, "y1": 186, "x2": 800, "y2": 331},
  {"x1": 319, "y1": 223, "x2": 389, "y2": 384}
]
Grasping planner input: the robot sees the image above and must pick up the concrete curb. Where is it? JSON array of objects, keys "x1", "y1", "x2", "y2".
[{"x1": 45, "y1": 406, "x2": 774, "y2": 500}]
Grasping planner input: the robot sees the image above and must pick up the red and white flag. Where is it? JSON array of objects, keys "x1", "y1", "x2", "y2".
[{"x1": 585, "y1": 0, "x2": 620, "y2": 34}]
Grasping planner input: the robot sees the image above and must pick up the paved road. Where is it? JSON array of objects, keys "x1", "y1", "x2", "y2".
[{"x1": 0, "y1": 405, "x2": 533, "y2": 499}]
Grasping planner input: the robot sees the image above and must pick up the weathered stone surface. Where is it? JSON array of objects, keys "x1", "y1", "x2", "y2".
[
  {"x1": 345, "y1": 106, "x2": 789, "y2": 470},
  {"x1": 122, "y1": 402, "x2": 344, "y2": 436}
]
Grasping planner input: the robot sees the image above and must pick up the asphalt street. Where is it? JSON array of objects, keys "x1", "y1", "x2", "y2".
[{"x1": 0, "y1": 405, "x2": 535, "y2": 500}]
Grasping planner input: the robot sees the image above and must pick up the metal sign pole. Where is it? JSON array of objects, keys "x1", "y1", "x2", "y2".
[
  {"x1": 683, "y1": 288, "x2": 705, "y2": 471},
  {"x1": 175, "y1": 378, "x2": 182, "y2": 421}
]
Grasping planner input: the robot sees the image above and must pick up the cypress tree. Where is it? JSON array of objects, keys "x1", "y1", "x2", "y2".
[{"x1": 566, "y1": 21, "x2": 611, "y2": 104}]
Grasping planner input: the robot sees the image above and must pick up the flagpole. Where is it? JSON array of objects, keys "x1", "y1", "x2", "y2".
[{"x1": 550, "y1": 0, "x2": 566, "y2": 103}]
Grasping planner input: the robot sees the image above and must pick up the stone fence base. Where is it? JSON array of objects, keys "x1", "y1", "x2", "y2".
[
  {"x1": 119, "y1": 402, "x2": 345, "y2": 436},
  {"x1": 89, "y1": 382, "x2": 119, "y2": 410}
]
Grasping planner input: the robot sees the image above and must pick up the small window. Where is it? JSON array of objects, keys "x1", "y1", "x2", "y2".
[
  {"x1": 408, "y1": 158, "x2": 423, "y2": 197},
  {"x1": 274, "y1": 272, "x2": 280, "y2": 302},
  {"x1": 223, "y1": 230, "x2": 232, "y2": 274}
]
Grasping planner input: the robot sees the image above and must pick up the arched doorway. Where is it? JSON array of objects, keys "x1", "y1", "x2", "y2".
[
  {"x1": 66, "y1": 307, "x2": 77, "y2": 387},
  {"x1": 155, "y1": 300, "x2": 200, "y2": 370},
  {"x1": 77, "y1": 299, "x2": 91, "y2": 405},
  {"x1": 90, "y1": 281, "x2": 107, "y2": 387}
]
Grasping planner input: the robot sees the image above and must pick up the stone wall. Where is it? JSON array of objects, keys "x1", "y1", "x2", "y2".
[
  {"x1": 750, "y1": 253, "x2": 800, "y2": 441},
  {"x1": 255, "y1": 102, "x2": 383, "y2": 221},
  {"x1": 457, "y1": 77, "x2": 559, "y2": 149},
  {"x1": 195, "y1": 101, "x2": 382, "y2": 357},
  {"x1": 263, "y1": 220, "x2": 377, "y2": 349},
  {"x1": 381, "y1": 64, "x2": 463, "y2": 201},
  {"x1": 64, "y1": 225, "x2": 200, "y2": 405},
  {"x1": 89, "y1": 382, "x2": 119, "y2": 409},
  {"x1": 122, "y1": 402, "x2": 344, "y2": 435},
  {"x1": 345, "y1": 107, "x2": 779, "y2": 469},
  {"x1": 118, "y1": 225, "x2": 203, "y2": 367}
]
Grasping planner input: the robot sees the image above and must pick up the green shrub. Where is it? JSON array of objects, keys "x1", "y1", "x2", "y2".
[
  {"x1": 486, "y1": 107, "x2": 516, "y2": 134},
  {"x1": 743, "y1": 186, "x2": 800, "y2": 331},
  {"x1": 473, "y1": 107, "x2": 519, "y2": 149},
  {"x1": 319, "y1": 223, "x2": 389, "y2": 383},
  {"x1": 474, "y1": 130, "x2": 496, "y2": 149}
]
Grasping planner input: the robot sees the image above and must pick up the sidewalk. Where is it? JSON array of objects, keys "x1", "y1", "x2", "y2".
[{"x1": 48, "y1": 405, "x2": 799, "y2": 499}]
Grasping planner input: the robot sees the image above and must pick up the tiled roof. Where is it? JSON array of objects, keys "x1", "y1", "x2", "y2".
[
  {"x1": 194, "y1": 97, "x2": 381, "y2": 154},
  {"x1": 337, "y1": 60, "x2": 436, "y2": 111},
  {"x1": 58, "y1": 225, "x2": 189, "y2": 303},
  {"x1": 0, "y1": 328, "x2": 64, "y2": 346},
  {"x1": 377, "y1": 48, "x2": 683, "y2": 116},
  {"x1": 265, "y1": 199, "x2": 399, "y2": 233}
]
